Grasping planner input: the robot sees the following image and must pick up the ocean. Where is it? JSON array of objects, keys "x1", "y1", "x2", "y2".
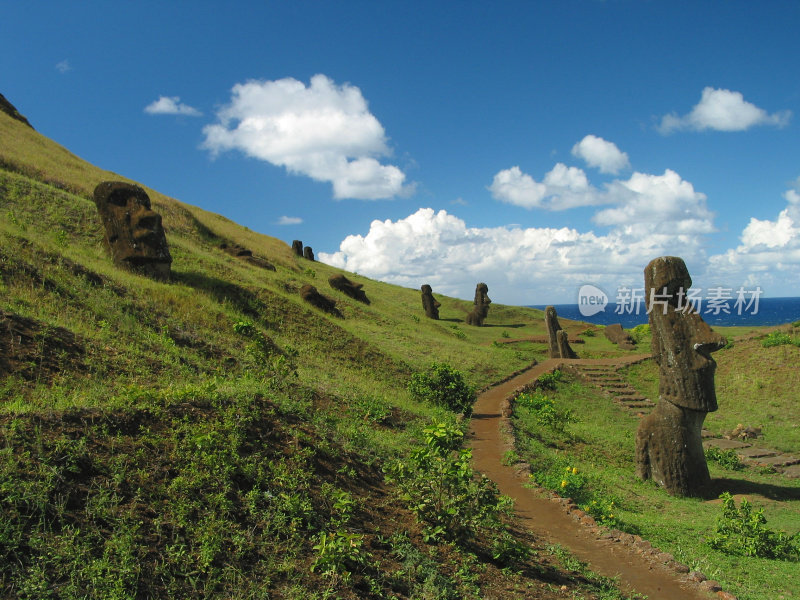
[{"x1": 530, "y1": 297, "x2": 800, "y2": 329}]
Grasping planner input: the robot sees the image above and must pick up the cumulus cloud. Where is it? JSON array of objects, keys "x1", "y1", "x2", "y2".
[
  {"x1": 571, "y1": 135, "x2": 630, "y2": 174},
  {"x1": 55, "y1": 59, "x2": 71, "y2": 74},
  {"x1": 709, "y1": 178, "x2": 800, "y2": 290},
  {"x1": 144, "y1": 96, "x2": 202, "y2": 116},
  {"x1": 658, "y1": 87, "x2": 791, "y2": 134},
  {"x1": 277, "y1": 216, "x2": 303, "y2": 225},
  {"x1": 489, "y1": 163, "x2": 600, "y2": 210},
  {"x1": 202, "y1": 74, "x2": 412, "y2": 200}
]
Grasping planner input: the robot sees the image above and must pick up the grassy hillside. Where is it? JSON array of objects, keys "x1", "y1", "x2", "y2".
[{"x1": 0, "y1": 107, "x2": 642, "y2": 598}]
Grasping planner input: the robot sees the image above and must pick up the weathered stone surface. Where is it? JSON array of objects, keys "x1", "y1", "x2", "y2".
[
  {"x1": 781, "y1": 464, "x2": 800, "y2": 478},
  {"x1": 604, "y1": 323, "x2": 637, "y2": 350},
  {"x1": 703, "y1": 438, "x2": 751, "y2": 450},
  {"x1": 420, "y1": 284, "x2": 441, "y2": 319},
  {"x1": 218, "y1": 242, "x2": 276, "y2": 270},
  {"x1": 700, "y1": 580, "x2": 722, "y2": 593},
  {"x1": 545, "y1": 306, "x2": 577, "y2": 358},
  {"x1": 465, "y1": 283, "x2": 491, "y2": 326},
  {"x1": 735, "y1": 447, "x2": 776, "y2": 459},
  {"x1": 635, "y1": 256, "x2": 726, "y2": 497},
  {"x1": 291, "y1": 240, "x2": 303, "y2": 256},
  {"x1": 754, "y1": 454, "x2": 800, "y2": 468},
  {"x1": 93, "y1": 181, "x2": 171, "y2": 280},
  {"x1": 303, "y1": 246, "x2": 314, "y2": 261},
  {"x1": 328, "y1": 274, "x2": 370, "y2": 304},
  {"x1": 299, "y1": 284, "x2": 341, "y2": 317}
]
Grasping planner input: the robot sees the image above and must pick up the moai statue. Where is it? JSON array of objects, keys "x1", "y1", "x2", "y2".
[
  {"x1": 328, "y1": 274, "x2": 370, "y2": 304},
  {"x1": 420, "y1": 284, "x2": 441, "y2": 319},
  {"x1": 635, "y1": 256, "x2": 726, "y2": 497},
  {"x1": 291, "y1": 240, "x2": 303, "y2": 256},
  {"x1": 465, "y1": 283, "x2": 491, "y2": 326},
  {"x1": 93, "y1": 181, "x2": 172, "y2": 281},
  {"x1": 303, "y1": 246, "x2": 315, "y2": 261},
  {"x1": 604, "y1": 323, "x2": 637, "y2": 350},
  {"x1": 300, "y1": 284, "x2": 341, "y2": 317},
  {"x1": 545, "y1": 306, "x2": 577, "y2": 358}
]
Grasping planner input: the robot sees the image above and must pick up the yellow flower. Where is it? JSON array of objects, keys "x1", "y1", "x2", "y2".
[
  {"x1": 561, "y1": 480, "x2": 568, "y2": 488},
  {"x1": 572, "y1": 467, "x2": 578, "y2": 475}
]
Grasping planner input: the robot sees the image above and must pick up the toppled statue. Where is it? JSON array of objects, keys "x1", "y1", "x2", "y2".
[
  {"x1": 303, "y1": 246, "x2": 315, "y2": 261},
  {"x1": 93, "y1": 181, "x2": 171, "y2": 280},
  {"x1": 219, "y1": 243, "x2": 276, "y2": 271},
  {"x1": 328, "y1": 274, "x2": 370, "y2": 304},
  {"x1": 545, "y1": 306, "x2": 576, "y2": 359},
  {"x1": 465, "y1": 283, "x2": 491, "y2": 326},
  {"x1": 300, "y1": 284, "x2": 341, "y2": 317},
  {"x1": 291, "y1": 240, "x2": 303, "y2": 257},
  {"x1": 604, "y1": 323, "x2": 637, "y2": 350},
  {"x1": 420, "y1": 284, "x2": 441, "y2": 319},
  {"x1": 635, "y1": 256, "x2": 726, "y2": 497}
]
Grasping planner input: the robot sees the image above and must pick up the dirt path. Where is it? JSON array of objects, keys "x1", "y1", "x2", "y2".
[{"x1": 469, "y1": 357, "x2": 715, "y2": 600}]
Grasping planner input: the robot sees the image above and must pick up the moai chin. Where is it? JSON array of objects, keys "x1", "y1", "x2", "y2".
[
  {"x1": 545, "y1": 306, "x2": 576, "y2": 359},
  {"x1": 635, "y1": 256, "x2": 726, "y2": 496},
  {"x1": 93, "y1": 181, "x2": 171, "y2": 281},
  {"x1": 465, "y1": 283, "x2": 491, "y2": 326},
  {"x1": 420, "y1": 284, "x2": 441, "y2": 319}
]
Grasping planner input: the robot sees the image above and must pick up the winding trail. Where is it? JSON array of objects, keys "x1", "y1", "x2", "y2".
[{"x1": 469, "y1": 357, "x2": 714, "y2": 600}]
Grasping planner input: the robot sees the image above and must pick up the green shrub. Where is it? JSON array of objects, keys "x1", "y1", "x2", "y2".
[
  {"x1": 705, "y1": 446, "x2": 744, "y2": 471},
  {"x1": 515, "y1": 390, "x2": 575, "y2": 433},
  {"x1": 708, "y1": 492, "x2": 799, "y2": 559},
  {"x1": 630, "y1": 324, "x2": 650, "y2": 344},
  {"x1": 407, "y1": 363, "x2": 476, "y2": 416},
  {"x1": 536, "y1": 369, "x2": 563, "y2": 390},
  {"x1": 761, "y1": 331, "x2": 800, "y2": 348}
]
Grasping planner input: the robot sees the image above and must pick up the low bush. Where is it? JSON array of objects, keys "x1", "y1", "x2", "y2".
[{"x1": 407, "y1": 362, "x2": 476, "y2": 416}]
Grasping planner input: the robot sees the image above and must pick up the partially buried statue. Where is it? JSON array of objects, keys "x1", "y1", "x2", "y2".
[
  {"x1": 300, "y1": 284, "x2": 341, "y2": 317},
  {"x1": 93, "y1": 181, "x2": 171, "y2": 281},
  {"x1": 545, "y1": 306, "x2": 577, "y2": 359},
  {"x1": 328, "y1": 274, "x2": 370, "y2": 304},
  {"x1": 635, "y1": 256, "x2": 726, "y2": 497},
  {"x1": 465, "y1": 283, "x2": 491, "y2": 326},
  {"x1": 420, "y1": 284, "x2": 441, "y2": 319}
]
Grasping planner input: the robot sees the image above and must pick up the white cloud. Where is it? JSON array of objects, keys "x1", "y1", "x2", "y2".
[
  {"x1": 571, "y1": 135, "x2": 630, "y2": 174},
  {"x1": 709, "y1": 178, "x2": 800, "y2": 289},
  {"x1": 658, "y1": 87, "x2": 791, "y2": 133},
  {"x1": 277, "y1": 216, "x2": 303, "y2": 225},
  {"x1": 489, "y1": 163, "x2": 601, "y2": 210},
  {"x1": 202, "y1": 74, "x2": 412, "y2": 200},
  {"x1": 144, "y1": 96, "x2": 202, "y2": 116},
  {"x1": 55, "y1": 59, "x2": 71, "y2": 74}
]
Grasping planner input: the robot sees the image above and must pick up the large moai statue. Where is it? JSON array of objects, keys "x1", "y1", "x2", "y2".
[
  {"x1": 635, "y1": 256, "x2": 727, "y2": 497},
  {"x1": 300, "y1": 284, "x2": 341, "y2": 317},
  {"x1": 545, "y1": 306, "x2": 577, "y2": 359},
  {"x1": 420, "y1": 284, "x2": 441, "y2": 319},
  {"x1": 291, "y1": 240, "x2": 303, "y2": 257},
  {"x1": 93, "y1": 181, "x2": 172, "y2": 281},
  {"x1": 465, "y1": 283, "x2": 491, "y2": 326}
]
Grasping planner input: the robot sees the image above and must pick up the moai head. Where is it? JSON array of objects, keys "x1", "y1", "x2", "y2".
[
  {"x1": 93, "y1": 181, "x2": 171, "y2": 280},
  {"x1": 421, "y1": 284, "x2": 441, "y2": 319},
  {"x1": 303, "y1": 246, "x2": 315, "y2": 261},
  {"x1": 300, "y1": 284, "x2": 341, "y2": 317},
  {"x1": 291, "y1": 240, "x2": 303, "y2": 256},
  {"x1": 645, "y1": 256, "x2": 726, "y2": 412},
  {"x1": 329, "y1": 274, "x2": 370, "y2": 304},
  {"x1": 474, "y1": 283, "x2": 491, "y2": 308}
]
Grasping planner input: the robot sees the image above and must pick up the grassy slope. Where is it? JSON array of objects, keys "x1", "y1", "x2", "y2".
[{"x1": 0, "y1": 109, "x2": 641, "y2": 599}]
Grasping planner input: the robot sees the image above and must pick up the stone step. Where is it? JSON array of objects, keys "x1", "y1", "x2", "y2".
[
  {"x1": 782, "y1": 464, "x2": 800, "y2": 478},
  {"x1": 750, "y1": 454, "x2": 800, "y2": 468},
  {"x1": 703, "y1": 438, "x2": 751, "y2": 450},
  {"x1": 621, "y1": 401, "x2": 655, "y2": 408},
  {"x1": 735, "y1": 447, "x2": 777, "y2": 459},
  {"x1": 612, "y1": 389, "x2": 639, "y2": 396}
]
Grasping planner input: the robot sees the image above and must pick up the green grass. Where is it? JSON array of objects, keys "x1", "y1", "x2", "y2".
[
  {"x1": 0, "y1": 109, "x2": 647, "y2": 599},
  {"x1": 512, "y1": 372, "x2": 800, "y2": 600}
]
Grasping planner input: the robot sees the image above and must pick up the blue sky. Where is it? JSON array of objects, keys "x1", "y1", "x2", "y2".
[{"x1": 3, "y1": 1, "x2": 800, "y2": 305}]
